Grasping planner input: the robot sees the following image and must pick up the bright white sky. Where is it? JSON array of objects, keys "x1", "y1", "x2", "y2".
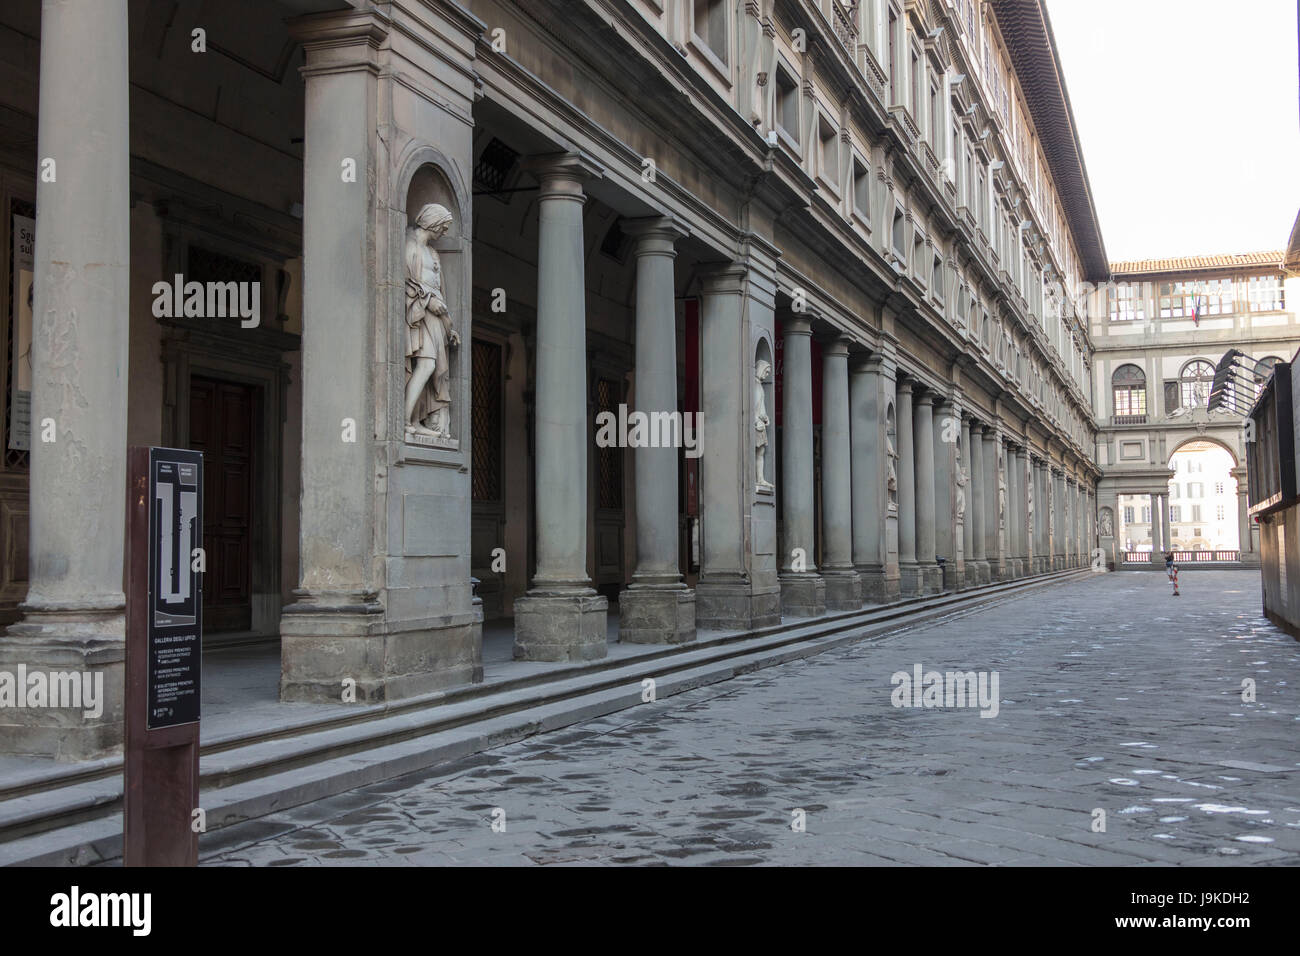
[{"x1": 1045, "y1": 0, "x2": 1300, "y2": 264}]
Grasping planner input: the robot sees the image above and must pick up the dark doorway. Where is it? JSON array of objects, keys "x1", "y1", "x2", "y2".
[{"x1": 188, "y1": 376, "x2": 255, "y2": 633}]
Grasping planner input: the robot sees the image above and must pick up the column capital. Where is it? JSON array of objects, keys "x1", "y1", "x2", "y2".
[
  {"x1": 915, "y1": 390, "x2": 935, "y2": 408},
  {"x1": 897, "y1": 376, "x2": 915, "y2": 396},
  {"x1": 696, "y1": 260, "x2": 749, "y2": 294},
  {"x1": 623, "y1": 215, "x2": 690, "y2": 251},
  {"x1": 524, "y1": 151, "x2": 605, "y2": 195},
  {"x1": 822, "y1": 335, "x2": 852, "y2": 358},
  {"x1": 782, "y1": 316, "x2": 814, "y2": 336}
]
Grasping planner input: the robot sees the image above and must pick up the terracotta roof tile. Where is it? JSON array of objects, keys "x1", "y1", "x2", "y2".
[{"x1": 1109, "y1": 251, "x2": 1284, "y2": 275}]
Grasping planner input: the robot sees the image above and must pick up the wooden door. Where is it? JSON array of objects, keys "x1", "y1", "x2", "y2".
[{"x1": 188, "y1": 377, "x2": 255, "y2": 632}]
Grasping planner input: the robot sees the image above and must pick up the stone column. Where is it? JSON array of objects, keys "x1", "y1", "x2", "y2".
[
  {"x1": 513, "y1": 156, "x2": 608, "y2": 660},
  {"x1": 968, "y1": 419, "x2": 987, "y2": 584},
  {"x1": 1150, "y1": 492, "x2": 1164, "y2": 563},
  {"x1": 695, "y1": 262, "x2": 782, "y2": 630},
  {"x1": 984, "y1": 428, "x2": 1004, "y2": 580},
  {"x1": 1063, "y1": 477, "x2": 1074, "y2": 568},
  {"x1": 619, "y1": 218, "x2": 694, "y2": 644},
  {"x1": 1235, "y1": 466, "x2": 1259, "y2": 567},
  {"x1": 897, "y1": 378, "x2": 920, "y2": 595},
  {"x1": 778, "y1": 317, "x2": 825, "y2": 615},
  {"x1": 934, "y1": 397, "x2": 959, "y2": 590},
  {"x1": 820, "y1": 337, "x2": 860, "y2": 609},
  {"x1": 1035, "y1": 461, "x2": 1048, "y2": 573},
  {"x1": 0, "y1": 0, "x2": 130, "y2": 758},
  {"x1": 915, "y1": 391, "x2": 940, "y2": 594},
  {"x1": 851, "y1": 351, "x2": 900, "y2": 602},
  {"x1": 1005, "y1": 445, "x2": 1020, "y2": 577},
  {"x1": 1052, "y1": 468, "x2": 1065, "y2": 570}
]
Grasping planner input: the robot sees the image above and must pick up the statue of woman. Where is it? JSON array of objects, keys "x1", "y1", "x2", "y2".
[
  {"x1": 955, "y1": 442, "x2": 967, "y2": 522},
  {"x1": 405, "y1": 203, "x2": 460, "y2": 438},
  {"x1": 755, "y1": 359, "x2": 773, "y2": 489}
]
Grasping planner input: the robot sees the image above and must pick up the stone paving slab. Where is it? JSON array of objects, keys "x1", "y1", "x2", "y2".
[{"x1": 204, "y1": 571, "x2": 1300, "y2": 866}]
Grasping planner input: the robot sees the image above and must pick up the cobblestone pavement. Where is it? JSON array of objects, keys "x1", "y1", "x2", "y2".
[{"x1": 207, "y1": 571, "x2": 1300, "y2": 866}]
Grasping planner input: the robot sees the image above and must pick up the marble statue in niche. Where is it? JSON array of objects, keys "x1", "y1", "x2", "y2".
[
  {"x1": 405, "y1": 203, "x2": 460, "y2": 441},
  {"x1": 1099, "y1": 507, "x2": 1114, "y2": 538},
  {"x1": 755, "y1": 358, "x2": 773, "y2": 490},
  {"x1": 997, "y1": 447, "x2": 1007, "y2": 531},
  {"x1": 954, "y1": 439, "x2": 967, "y2": 522}
]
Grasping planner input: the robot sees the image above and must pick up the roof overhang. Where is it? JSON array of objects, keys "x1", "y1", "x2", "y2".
[{"x1": 992, "y1": 0, "x2": 1110, "y2": 282}]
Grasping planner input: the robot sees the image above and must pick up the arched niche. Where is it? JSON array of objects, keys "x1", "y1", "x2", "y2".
[
  {"x1": 754, "y1": 336, "x2": 775, "y2": 494},
  {"x1": 401, "y1": 161, "x2": 467, "y2": 449}
]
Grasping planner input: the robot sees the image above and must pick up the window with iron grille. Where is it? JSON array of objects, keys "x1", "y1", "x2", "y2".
[
  {"x1": 186, "y1": 244, "x2": 262, "y2": 321},
  {"x1": 4, "y1": 196, "x2": 34, "y2": 471},
  {"x1": 470, "y1": 339, "x2": 502, "y2": 502},
  {"x1": 595, "y1": 377, "x2": 623, "y2": 510}
]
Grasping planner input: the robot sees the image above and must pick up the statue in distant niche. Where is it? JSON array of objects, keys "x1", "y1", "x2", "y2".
[
  {"x1": 405, "y1": 203, "x2": 460, "y2": 439},
  {"x1": 1026, "y1": 469, "x2": 1034, "y2": 535},
  {"x1": 755, "y1": 358, "x2": 773, "y2": 490},
  {"x1": 954, "y1": 440, "x2": 967, "y2": 522},
  {"x1": 997, "y1": 448, "x2": 1007, "y2": 531},
  {"x1": 1099, "y1": 507, "x2": 1114, "y2": 538},
  {"x1": 886, "y1": 431, "x2": 899, "y2": 510}
]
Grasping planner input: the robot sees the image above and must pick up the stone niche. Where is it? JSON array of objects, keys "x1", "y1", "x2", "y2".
[{"x1": 383, "y1": 157, "x2": 481, "y2": 693}]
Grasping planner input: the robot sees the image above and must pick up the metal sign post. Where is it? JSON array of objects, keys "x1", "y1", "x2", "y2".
[{"x1": 124, "y1": 446, "x2": 203, "y2": 866}]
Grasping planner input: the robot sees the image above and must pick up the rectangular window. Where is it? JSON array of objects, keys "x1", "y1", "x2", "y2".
[
  {"x1": 1216, "y1": 505, "x2": 1225, "y2": 520},
  {"x1": 933, "y1": 254, "x2": 944, "y2": 300},
  {"x1": 892, "y1": 207, "x2": 906, "y2": 257},
  {"x1": 817, "y1": 114, "x2": 838, "y2": 188},
  {"x1": 1113, "y1": 386, "x2": 1146, "y2": 417},
  {"x1": 1108, "y1": 284, "x2": 1145, "y2": 322},
  {"x1": 1214, "y1": 481, "x2": 1224, "y2": 494},
  {"x1": 692, "y1": 0, "x2": 728, "y2": 65},
  {"x1": 775, "y1": 67, "x2": 799, "y2": 142},
  {"x1": 1247, "y1": 274, "x2": 1285, "y2": 312},
  {"x1": 911, "y1": 48, "x2": 921, "y2": 116},
  {"x1": 888, "y1": 11, "x2": 898, "y2": 103},
  {"x1": 1123, "y1": 506, "x2": 1134, "y2": 524},
  {"x1": 929, "y1": 80, "x2": 940, "y2": 149},
  {"x1": 852, "y1": 156, "x2": 871, "y2": 220},
  {"x1": 1192, "y1": 505, "x2": 1202, "y2": 522},
  {"x1": 1158, "y1": 281, "x2": 1194, "y2": 318},
  {"x1": 1141, "y1": 506, "x2": 1151, "y2": 523},
  {"x1": 1170, "y1": 506, "x2": 1181, "y2": 522}
]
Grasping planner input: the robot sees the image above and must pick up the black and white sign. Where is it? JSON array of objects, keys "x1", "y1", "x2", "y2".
[{"x1": 147, "y1": 448, "x2": 203, "y2": 729}]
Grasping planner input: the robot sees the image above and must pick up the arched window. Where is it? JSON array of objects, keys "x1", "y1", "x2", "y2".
[
  {"x1": 1180, "y1": 359, "x2": 1215, "y2": 408},
  {"x1": 1112, "y1": 364, "x2": 1146, "y2": 422}
]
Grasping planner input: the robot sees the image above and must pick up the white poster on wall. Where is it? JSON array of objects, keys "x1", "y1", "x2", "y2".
[{"x1": 9, "y1": 213, "x2": 32, "y2": 451}]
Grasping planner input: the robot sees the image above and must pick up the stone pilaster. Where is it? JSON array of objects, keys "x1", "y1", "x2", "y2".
[
  {"x1": 513, "y1": 154, "x2": 608, "y2": 660},
  {"x1": 778, "y1": 316, "x2": 824, "y2": 616},
  {"x1": 897, "y1": 378, "x2": 920, "y2": 596},
  {"x1": 619, "y1": 217, "x2": 694, "y2": 644},
  {"x1": 984, "y1": 428, "x2": 1005, "y2": 581},
  {"x1": 934, "y1": 396, "x2": 960, "y2": 590},
  {"x1": 0, "y1": 0, "x2": 131, "y2": 757},
  {"x1": 914, "y1": 391, "x2": 941, "y2": 594},
  {"x1": 820, "y1": 337, "x2": 860, "y2": 610},
  {"x1": 695, "y1": 260, "x2": 782, "y2": 630},
  {"x1": 850, "y1": 351, "x2": 900, "y2": 602},
  {"x1": 968, "y1": 419, "x2": 987, "y2": 584}
]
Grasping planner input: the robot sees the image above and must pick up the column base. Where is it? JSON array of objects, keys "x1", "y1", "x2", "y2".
[
  {"x1": 920, "y1": 563, "x2": 944, "y2": 595},
  {"x1": 899, "y1": 562, "x2": 924, "y2": 596},
  {"x1": 779, "y1": 572, "x2": 826, "y2": 617},
  {"x1": 618, "y1": 586, "x2": 695, "y2": 645},
  {"x1": 856, "y1": 564, "x2": 899, "y2": 604},
  {"x1": 822, "y1": 568, "x2": 862, "y2": 611},
  {"x1": 1239, "y1": 552, "x2": 1261, "y2": 569},
  {"x1": 942, "y1": 561, "x2": 962, "y2": 591},
  {"x1": 513, "y1": 590, "x2": 608, "y2": 661},
  {"x1": 695, "y1": 575, "x2": 782, "y2": 631},
  {"x1": 0, "y1": 609, "x2": 125, "y2": 759},
  {"x1": 281, "y1": 595, "x2": 483, "y2": 702},
  {"x1": 509, "y1": 587, "x2": 605, "y2": 660},
  {"x1": 992, "y1": 559, "x2": 1011, "y2": 582}
]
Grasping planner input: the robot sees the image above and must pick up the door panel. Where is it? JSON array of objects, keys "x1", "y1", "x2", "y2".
[{"x1": 189, "y1": 377, "x2": 255, "y2": 632}]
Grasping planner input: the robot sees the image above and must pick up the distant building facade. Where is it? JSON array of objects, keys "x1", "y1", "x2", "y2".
[{"x1": 1090, "y1": 252, "x2": 1300, "y2": 568}]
